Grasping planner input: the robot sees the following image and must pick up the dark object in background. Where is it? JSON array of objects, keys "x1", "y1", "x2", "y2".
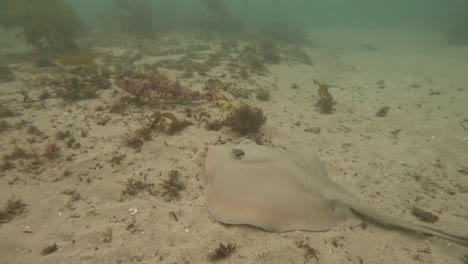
[
  {"x1": 34, "y1": 58, "x2": 56, "y2": 68},
  {"x1": 376, "y1": 106, "x2": 390, "y2": 117},
  {"x1": 446, "y1": 11, "x2": 468, "y2": 46},
  {"x1": 116, "y1": 0, "x2": 153, "y2": 35},
  {"x1": 223, "y1": 104, "x2": 267, "y2": 136},
  {"x1": 260, "y1": 21, "x2": 314, "y2": 46},
  {"x1": 313, "y1": 79, "x2": 336, "y2": 114},
  {"x1": 0, "y1": 0, "x2": 83, "y2": 51},
  {"x1": 0, "y1": 65, "x2": 14, "y2": 82}
]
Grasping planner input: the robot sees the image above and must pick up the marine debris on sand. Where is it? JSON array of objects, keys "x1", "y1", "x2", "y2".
[{"x1": 114, "y1": 72, "x2": 215, "y2": 103}]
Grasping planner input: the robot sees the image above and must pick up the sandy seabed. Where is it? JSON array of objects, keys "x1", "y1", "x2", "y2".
[{"x1": 0, "y1": 27, "x2": 467, "y2": 264}]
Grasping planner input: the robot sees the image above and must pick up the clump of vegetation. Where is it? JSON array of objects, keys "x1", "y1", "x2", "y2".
[
  {"x1": 256, "y1": 88, "x2": 271, "y2": 101},
  {"x1": 259, "y1": 40, "x2": 281, "y2": 64},
  {"x1": 223, "y1": 104, "x2": 267, "y2": 136},
  {"x1": 376, "y1": 106, "x2": 390, "y2": 117},
  {"x1": 55, "y1": 130, "x2": 72, "y2": 140},
  {"x1": 0, "y1": 198, "x2": 26, "y2": 224},
  {"x1": 123, "y1": 134, "x2": 145, "y2": 150},
  {"x1": 122, "y1": 178, "x2": 155, "y2": 197},
  {"x1": 0, "y1": 105, "x2": 15, "y2": 118},
  {"x1": 137, "y1": 111, "x2": 188, "y2": 137},
  {"x1": 55, "y1": 66, "x2": 110, "y2": 101},
  {"x1": 58, "y1": 50, "x2": 96, "y2": 66},
  {"x1": 108, "y1": 154, "x2": 125, "y2": 165},
  {"x1": 167, "y1": 120, "x2": 193, "y2": 135},
  {"x1": 0, "y1": 120, "x2": 9, "y2": 132},
  {"x1": 208, "y1": 243, "x2": 237, "y2": 261},
  {"x1": 0, "y1": 160, "x2": 15, "y2": 171},
  {"x1": 4, "y1": 146, "x2": 36, "y2": 161},
  {"x1": 206, "y1": 120, "x2": 223, "y2": 131},
  {"x1": 245, "y1": 51, "x2": 268, "y2": 75},
  {"x1": 412, "y1": 206, "x2": 439, "y2": 223},
  {"x1": 0, "y1": 65, "x2": 15, "y2": 82},
  {"x1": 160, "y1": 170, "x2": 186, "y2": 201},
  {"x1": 0, "y1": 0, "x2": 83, "y2": 50},
  {"x1": 26, "y1": 125, "x2": 43, "y2": 136},
  {"x1": 124, "y1": 111, "x2": 191, "y2": 150},
  {"x1": 313, "y1": 79, "x2": 336, "y2": 114},
  {"x1": 56, "y1": 77, "x2": 96, "y2": 101},
  {"x1": 42, "y1": 143, "x2": 61, "y2": 160},
  {"x1": 34, "y1": 58, "x2": 56, "y2": 68},
  {"x1": 295, "y1": 240, "x2": 319, "y2": 262},
  {"x1": 40, "y1": 243, "x2": 60, "y2": 256}
]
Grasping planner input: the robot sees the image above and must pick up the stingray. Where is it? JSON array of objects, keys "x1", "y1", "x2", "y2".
[{"x1": 204, "y1": 140, "x2": 468, "y2": 246}]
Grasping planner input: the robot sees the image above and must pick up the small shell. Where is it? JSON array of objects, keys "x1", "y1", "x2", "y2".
[{"x1": 129, "y1": 207, "x2": 138, "y2": 216}]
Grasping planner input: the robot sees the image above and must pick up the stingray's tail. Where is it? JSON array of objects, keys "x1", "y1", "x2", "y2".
[{"x1": 347, "y1": 200, "x2": 468, "y2": 247}]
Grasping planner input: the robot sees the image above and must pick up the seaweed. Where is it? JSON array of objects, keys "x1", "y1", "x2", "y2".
[
  {"x1": 160, "y1": 170, "x2": 186, "y2": 201},
  {"x1": 57, "y1": 77, "x2": 98, "y2": 101},
  {"x1": 206, "y1": 120, "x2": 223, "y2": 131},
  {"x1": 55, "y1": 130, "x2": 72, "y2": 140},
  {"x1": 123, "y1": 134, "x2": 144, "y2": 150},
  {"x1": 313, "y1": 79, "x2": 336, "y2": 114},
  {"x1": 376, "y1": 106, "x2": 390, "y2": 117},
  {"x1": 34, "y1": 58, "x2": 56, "y2": 68},
  {"x1": 130, "y1": 111, "x2": 188, "y2": 143},
  {"x1": 295, "y1": 240, "x2": 319, "y2": 262},
  {"x1": 223, "y1": 104, "x2": 267, "y2": 136},
  {"x1": 0, "y1": 0, "x2": 83, "y2": 51},
  {"x1": 259, "y1": 40, "x2": 281, "y2": 64},
  {"x1": 0, "y1": 160, "x2": 15, "y2": 171},
  {"x1": 42, "y1": 143, "x2": 61, "y2": 160},
  {"x1": 26, "y1": 125, "x2": 43, "y2": 136},
  {"x1": 58, "y1": 50, "x2": 96, "y2": 66},
  {"x1": 167, "y1": 119, "x2": 193, "y2": 135},
  {"x1": 0, "y1": 120, "x2": 9, "y2": 132},
  {"x1": 0, "y1": 105, "x2": 15, "y2": 118},
  {"x1": 122, "y1": 178, "x2": 155, "y2": 197},
  {"x1": 40, "y1": 243, "x2": 60, "y2": 256},
  {"x1": 4, "y1": 146, "x2": 36, "y2": 161},
  {"x1": 411, "y1": 206, "x2": 439, "y2": 223},
  {"x1": 0, "y1": 198, "x2": 26, "y2": 224},
  {"x1": 256, "y1": 88, "x2": 270, "y2": 101},
  {"x1": 108, "y1": 154, "x2": 126, "y2": 165},
  {"x1": 208, "y1": 243, "x2": 237, "y2": 261}
]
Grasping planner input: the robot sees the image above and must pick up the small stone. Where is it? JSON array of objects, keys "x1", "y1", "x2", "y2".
[
  {"x1": 304, "y1": 127, "x2": 321, "y2": 134},
  {"x1": 22, "y1": 226, "x2": 33, "y2": 233}
]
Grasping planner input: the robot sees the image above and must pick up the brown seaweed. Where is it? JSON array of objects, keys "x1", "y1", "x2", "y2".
[
  {"x1": 223, "y1": 104, "x2": 267, "y2": 136},
  {"x1": 313, "y1": 79, "x2": 336, "y2": 114}
]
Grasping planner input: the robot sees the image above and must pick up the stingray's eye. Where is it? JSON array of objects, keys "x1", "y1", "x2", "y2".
[{"x1": 232, "y1": 147, "x2": 245, "y2": 159}]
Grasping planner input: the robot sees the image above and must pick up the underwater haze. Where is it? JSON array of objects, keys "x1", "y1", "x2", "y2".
[
  {"x1": 67, "y1": 0, "x2": 468, "y2": 30},
  {"x1": 1, "y1": 0, "x2": 468, "y2": 264}
]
